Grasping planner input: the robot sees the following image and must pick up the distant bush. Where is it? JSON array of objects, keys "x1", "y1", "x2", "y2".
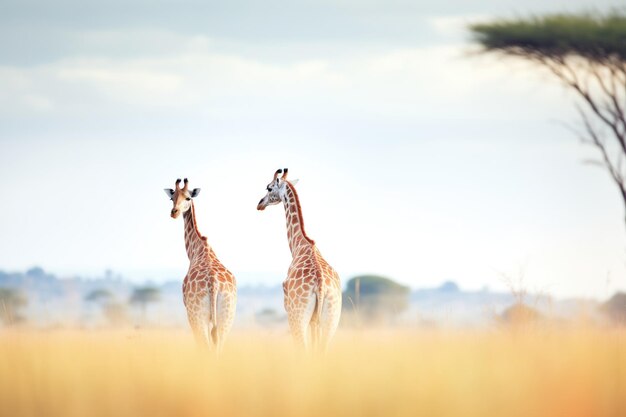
[
  {"x1": 342, "y1": 275, "x2": 410, "y2": 322},
  {"x1": 498, "y1": 302, "x2": 542, "y2": 327},
  {"x1": 0, "y1": 288, "x2": 28, "y2": 325},
  {"x1": 438, "y1": 281, "x2": 459, "y2": 293},
  {"x1": 600, "y1": 292, "x2": 626, "y2": 325}
]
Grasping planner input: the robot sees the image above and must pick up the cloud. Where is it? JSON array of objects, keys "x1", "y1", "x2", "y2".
[
  {"x1": 0, "y1": 26, "x2": 575, "y2": 131},
  {"x1": 56, "y1": 60, "x2": 185, "y2": 104}
]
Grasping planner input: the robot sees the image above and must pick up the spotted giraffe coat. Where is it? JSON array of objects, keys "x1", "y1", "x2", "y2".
[
  {"x1": 181, "y1": 202, "x2": 236, "y2": 349},
  {"x1": 281, "y1": 182, "x2": 341, "y2": 352}
]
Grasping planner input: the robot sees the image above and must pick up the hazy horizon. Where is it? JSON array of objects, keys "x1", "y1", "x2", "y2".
[{"x1": 1, "y1": 0, "x2": 625, "y2": 299}]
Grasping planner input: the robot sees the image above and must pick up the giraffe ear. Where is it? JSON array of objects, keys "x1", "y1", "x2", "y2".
[
  {"x1": 190, "y1": 188, "x2": 201, "y2": 198},
  {"x1": 164, "y1": 189, "x2": 175, "y2": 198},
  {"x1": 290, "y1": 179, "x2": 299, "y2": 186}
]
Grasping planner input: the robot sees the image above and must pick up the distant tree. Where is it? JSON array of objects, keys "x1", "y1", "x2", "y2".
[
  {"x1": 85, "y1": 288, "x2": 117, "y2": 326},
  {"x1": 600, "y1": 292, "x2": 626, "y2": 324},
  {"x1": 438, "y1": 281, "x2": 460, "y2": 293},
  {"x1": 26, "y1": 266, "x2": 46, "y2": 277},
  {"x1": 343, "y1": 275, "x2": 410, "y2": 322},
  {"x1": 130, "y1": 286, "x2": 161, "y2": 323},
  {"x1": 85, "y1": 289, "x2": 130, "y2": 326},
  {"x1": 470, "y1": 12, "x2": 626, "y2": 224},
  {"x1": 85, "y1": 289, "x2": 113, "y2": 303},
  {"x1": 0, "y1": 288, "x2": 28, "y2": 325}
]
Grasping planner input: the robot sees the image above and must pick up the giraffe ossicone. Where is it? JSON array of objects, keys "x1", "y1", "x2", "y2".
[
  {"x1": 257, "y1": 168, "x2": 342, "y2": 352},
  {"x1": 164, "y1": 177, "x2": 237, "y2": 352}
]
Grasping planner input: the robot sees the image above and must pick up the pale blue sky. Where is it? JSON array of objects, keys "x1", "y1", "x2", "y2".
[{"x1": 0, "y1": 0, "x2": 624, "y2": 298}]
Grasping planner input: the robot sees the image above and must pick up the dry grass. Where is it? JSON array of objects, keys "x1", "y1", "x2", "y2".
[{"x1": 0, "y1": 327, "x2": 624, "y2": 417}]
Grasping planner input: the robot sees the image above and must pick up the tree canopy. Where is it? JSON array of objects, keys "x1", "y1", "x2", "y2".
[
  {"x1": 130, "y1": 286, "x2": 161, "y2": 324},
  {"x1": 130, "y1": 287, "x2": 161, "y2": 306},
  {"x1": 471, "y1": 13, "x2": 626, "y2": 61},
  {"x1": 85, "y1": 289, "x2": 113, "y2": 302},
  {"x1": 344, "y1": 275, "x2": 410, "y2": 296},
  {"x1": 343, "y1": 275, "x2": 410, "y2": 321}
]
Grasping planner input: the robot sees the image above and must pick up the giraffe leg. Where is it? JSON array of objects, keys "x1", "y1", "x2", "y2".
[
  {"x1": 213, "y1": 292, "x2": 236, "y2": 355},
  {"x1": 287, "y1": 314, "x2": 308, "y2": 351},
  {"x1": 185, "y1": 292, "x2": 214, "y2": 350},
  {"x1": 309, "y1": 293, "x2": 321, "y2": 352},
  {"x1": 188, "y1": 313, "x2": 210, "y2": 348},
  {"x1": 309, "y1": 321, "x2": 319, "y2": 352},
  {"x1": 318, "y1": 292, "x2": 342, "y2": 354},
  {"x1": 286, "y1": 292, "x2": 317, "y2": 351}
]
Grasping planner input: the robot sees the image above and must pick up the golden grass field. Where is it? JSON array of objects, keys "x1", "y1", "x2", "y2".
[{"x1": 0, "y1": 327, "x2": 624, "y2": 417}]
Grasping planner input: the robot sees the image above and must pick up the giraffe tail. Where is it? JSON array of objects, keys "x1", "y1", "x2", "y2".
[
  {"x1": 210, "y1": 286, "x2": 218, "y2": 346},
  {"x1": 314, "y1": 282, "x2": 324, "y2": 351}
]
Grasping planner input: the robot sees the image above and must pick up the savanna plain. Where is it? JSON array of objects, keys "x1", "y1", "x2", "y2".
[{"x1": 0, "y1": 327, "x2": 624, "y2": 417}]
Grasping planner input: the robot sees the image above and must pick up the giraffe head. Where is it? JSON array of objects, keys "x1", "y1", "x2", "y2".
[
  {"x1": 257, "y1": 168, "x2": 298, "y2": 211},
  {"x1": 164, "y1": 178, "x2": 200, "y2": 218}
]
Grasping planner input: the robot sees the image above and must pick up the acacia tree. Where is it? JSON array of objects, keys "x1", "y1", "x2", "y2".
[
  {"x1": 85, "y1": 288, "x2": 113, "y2": 304},
  {"x1": 130, "y1": 286, "x2": 161, "y2": 323},
  {"x1": 342, "y1": 275, "x2": 410, "y2": 321},
  {"x1": 470, "y1": 12, "x2": 626, "y2": 223},
  {"x1": 0, "y1": 288, "x2": 27, "y2": 325}
]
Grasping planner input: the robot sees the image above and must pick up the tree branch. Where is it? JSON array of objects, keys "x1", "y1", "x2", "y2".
[
  {"x1": 578, "y1": 107, "x2": 626, "y2": 205},
  {"x1": 591, "y1": 61, "x2": 626, "y2": 138},
  {"x1": 559, "y1": 61, "x2": 626, "y2": 157}
]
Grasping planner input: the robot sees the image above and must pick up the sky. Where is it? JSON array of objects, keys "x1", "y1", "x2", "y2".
[{"x1": 0, "y1": 0, "x2": 624, "y2": 299}]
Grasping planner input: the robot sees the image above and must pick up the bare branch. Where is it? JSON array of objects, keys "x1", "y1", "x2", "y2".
[
  {"x1": 569, "y1": 71, "x2": 626, "y2": 156},
  {"x1": 591, "y1": 62, "x2": 626, "y2": 137},
  {"x1": 618, "y1": 152, "x2": 626, "y2": 180},
  {"x1": 578, "y1": 107, "x2": 626, "y2": 194}
]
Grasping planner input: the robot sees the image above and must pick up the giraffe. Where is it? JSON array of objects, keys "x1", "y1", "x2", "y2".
[
  {"x1": 164, "y1": 178, "x2": 237, "y2": 352},
  {"x1": 257, "y1": 168, "x2": 341, "y2": 352}
]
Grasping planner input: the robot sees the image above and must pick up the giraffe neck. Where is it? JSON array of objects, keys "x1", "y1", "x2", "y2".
[
  {"x1": 182, "y1": 201, "x2": 211, "y2": 262},
  {"x1": 283, "y1": 182, "x2": 314, "y2": 255}
]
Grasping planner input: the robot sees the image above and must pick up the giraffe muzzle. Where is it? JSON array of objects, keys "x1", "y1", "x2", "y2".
[
  {"x1": 171, "y1": 208, "x2": 179, "y2": 218},
  {"x1": 257, "y1": 199, "x2": 266, "y2": 211}
]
